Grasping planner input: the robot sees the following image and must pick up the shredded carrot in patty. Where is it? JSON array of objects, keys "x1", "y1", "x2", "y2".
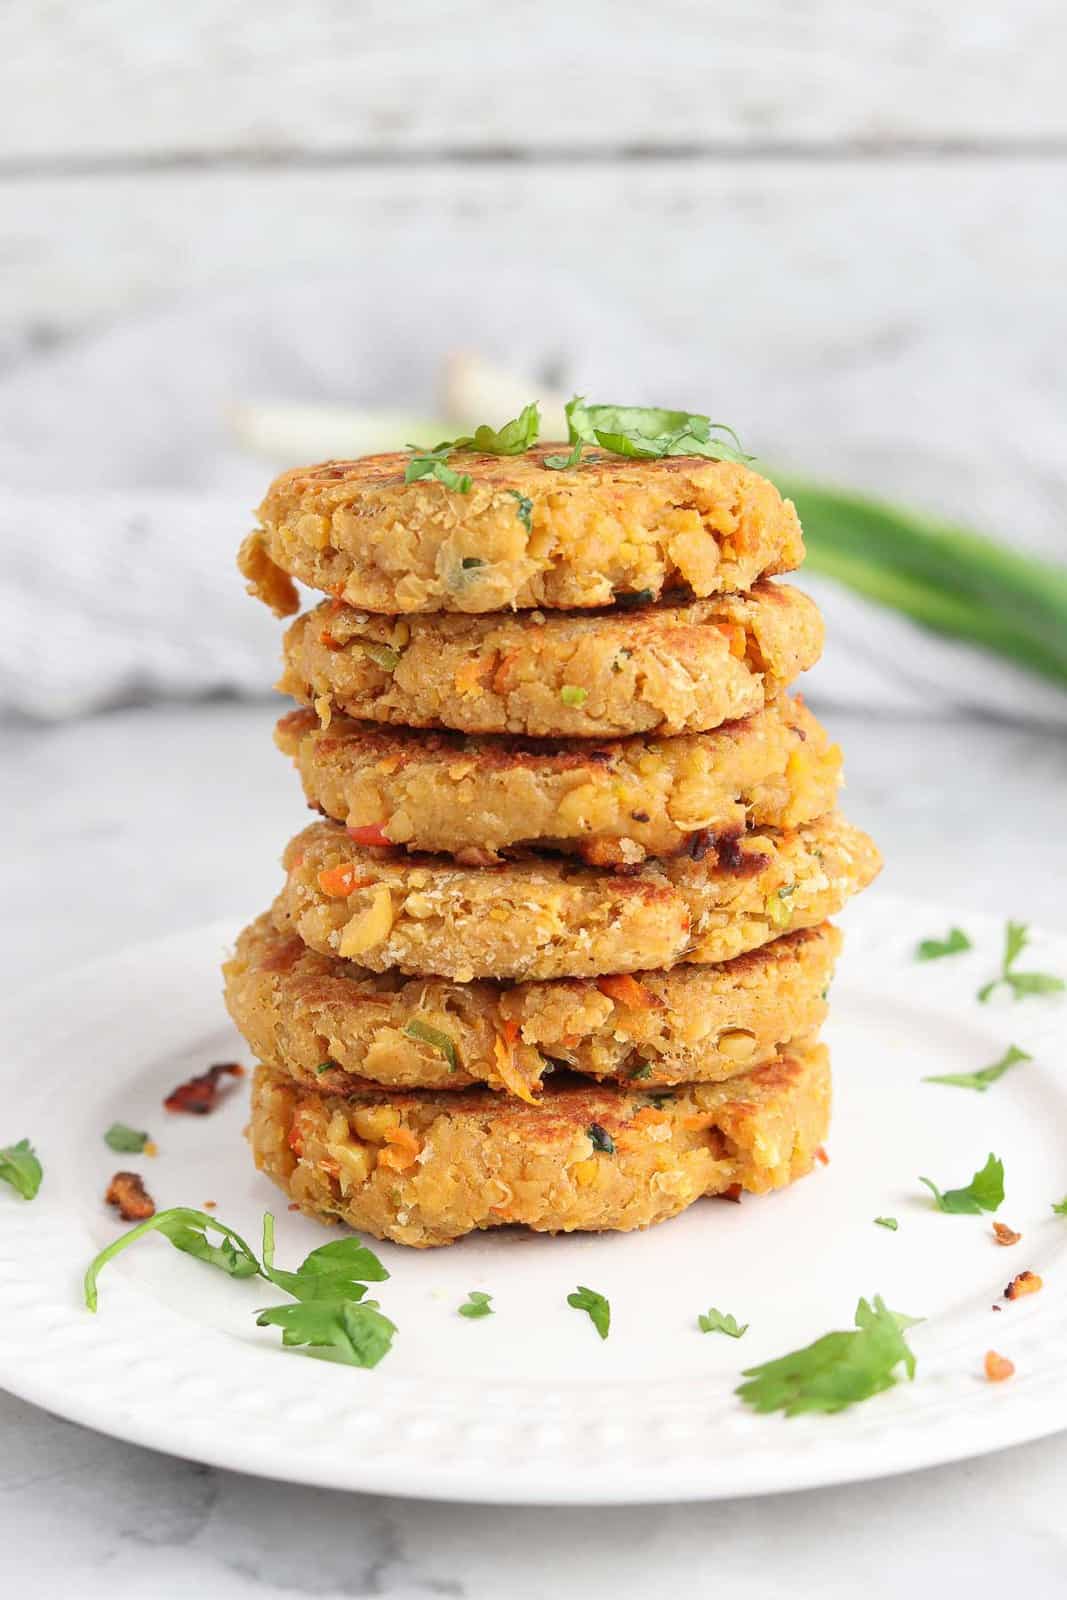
[
  {"x1": 377, "y1": 1126, "x2": 422, "y2": 1171},
  {"x1": 597, "y1": 974, "x2": 657, "y2": 1010},
  {"x1": 715, "y1": 621, "x2": 748, "y2": 659},
  {"x1": 492, "y1": 1022, "x2": 540, "y2": 1105},
  {"x1": 346, "y1": 822, "x2": 391, "y2": 848},
  {"x1": 317, "y1": 863, "x2": 371, "y2": 897}
]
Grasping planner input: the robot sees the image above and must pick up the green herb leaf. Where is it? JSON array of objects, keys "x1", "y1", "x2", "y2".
[
  {"x1": 315, "y1": 1061, "x2": 333, "y2": 1074},
  {"x1": 561, "y1": 685, "x2": 588, "y2": 708},
  {"x1": 404, "y1": 446, "x2": 472, "y2": 493},
  {"x1": 919, "y1": 1153, "x2": 1005, "y2": 1215},
  {"x1": 507, "y1": 489, "x2": 533, "y2": 532},
  {"x1": 923, "y1": 1043, "x2": 1031, "y2": 1092},
  {"x1": 361, "y1": 642, "x2": 401, "y2": 672},
  {"x1": 256, "y1": 1298, "x2": 396, "y2": 1368},
  {"x1": 737, "y1": 1295, "x2": 919, "y2": 1416},
  {"x1": 1052, "y1": 1198, "x2": 1067, "y2": 1216},
  {"x1": 444, "y1": 403, "x2": 541, "y2": 456},
  {"x1": 458, "y1": 1290, "x2": 494, "y2": 1319},
  {"x1": 698, "y1": 1307, "x2": 748, "y2": 1338},
  {"x1": 84, "y1": 1207, "x2": 261, "y2": 1310},
  {"x1": 587, "y1": 1121, "x2": 615, "y2": 1154},
  {"x1": 404, "y1": 1019, "x2": 459, "y2": 1073},
  {"x1": 260, "y1": 1213, "x2": 388, "y2": 1302},
  {"x1": 543, "y1": 439, "x2": 585, "y2": 471},
  {"x1": 978, "y1": 920, "x2": 1065, "y2": 1003},
  {"x1": 629, "y1": 1063, "x2": 653, "y2": 1080},
  {"x1": 567, "y1": 1284, "x2": 611, "y2": 1340},
  {"x1": 104, "y1": 1122, "x2": 150, "y2": 1153},
  {"x1": 874, "y1": 1216, "x2": 899, "y2": 1231},
  {"x1": 916, "y1": 927, "x2": 972, "y2": 961},
  {"x1": 564, "y1": 396, "x2": 752, "y2": 464},
  {"x1": 0, "y1": 1138, "x2": 42, "y2": 1201}
]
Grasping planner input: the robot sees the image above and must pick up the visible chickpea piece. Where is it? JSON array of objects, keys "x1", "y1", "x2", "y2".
[
  {"x1": 572, "y1": 1160, "x2": 599, "y2": 1188},
  {"x1": 717, "y1": 1029, "x2": 758, "y2": 1061},
  {"x1": 339, "y1": 886, "x2": 394, "y2": 958},
  {"x1": 353, "y1": 1104, "x2": 401, "y2": 1142}
]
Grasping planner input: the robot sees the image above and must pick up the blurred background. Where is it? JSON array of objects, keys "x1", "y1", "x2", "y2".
[{"x1": 1, "y1": 2, "x2": 1065, "y2": 972}]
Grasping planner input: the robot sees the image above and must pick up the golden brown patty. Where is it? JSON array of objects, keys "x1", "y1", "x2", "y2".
[
  {"x1": 278, "y1": 582, "x2": 823, "y2": 739},
  {"x1": 248, "y1": 1042, "x2": 831, "y2": 1247},
  {"x1": 274, "y1": 694, "x2": 842, "y2": 866},
  {"x1": 275, "y1": 813, "x2": 878, "y2": 981},
  {"x1": 224, "y1": 914, "x2": 839, "y2": 1098},
  {"x1": 241, "y1": 449, "x2": 804, "y2": 616}
]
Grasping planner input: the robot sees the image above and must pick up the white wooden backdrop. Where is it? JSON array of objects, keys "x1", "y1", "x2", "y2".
[{"x1": 1, "y1": 1, "x2": 1064, "y2": 551}]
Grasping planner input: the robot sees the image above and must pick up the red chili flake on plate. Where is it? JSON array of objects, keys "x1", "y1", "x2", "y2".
[
  {"x1": 815, "y1": 1146, "x2": 830, "y2": 1166},
  {"x1": 164, "y1": 1062, "x2": 245, "y2": 1115}
]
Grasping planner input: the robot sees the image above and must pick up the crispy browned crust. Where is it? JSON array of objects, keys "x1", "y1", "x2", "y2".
[
  {"x1": 278, "y1": 582, "x2": 824, "y2": 738},
  {"x1": 274, "y1": 812, "x2": 879, "y2": 980},
  {"x1": 223, "y1": 913, "x2": 840, "y2": 1094},
  {"x1": 247, "y1": 1041, "x2": 831, "y2": 1246},
  {"x1": 274, "y1": 693, "x2": 842, "y2": 865},
  {"x1": 243, "y1": 449, "x2": 804, "y2": 615}
]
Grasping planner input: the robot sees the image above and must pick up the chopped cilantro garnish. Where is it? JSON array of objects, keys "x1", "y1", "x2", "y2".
[
  {"x1": 443, "y1": 403, "x2": 541, "y2": 456},
  {"x1": 458, "y1": 1290, "x2": 494, "y2": 1319},
  {"x1": 255, "y1": 1299, "x2": 396, "y2": 1368},
  {"x1": 874, "y1": 1216, "x2": 899, "y2": 1231},
  {"x1": 923, "y1": 1043, "x2": 1031, "y2": 1092},
  {"x1": 737, "y1": 1296, "x2": 920, "y2": 1416},
  {"x1": 543, "y1": 439, "x2": 585, "y2": 471},
  {"x1": 560, "y1": 685, "x2": 588, "y2": 707},
  {"x1": 84, "y1": 1207, "x2": 261, "y2": 1310},
  {"x1": 404, "y1": 446, "x2": 472, "y2": 493},
  {"x1": 0, "y1": 1138, "x2": 42, "y2": 1201},
  {"x1": 259, "y1": 1213, "x2": 388, "y2": 1302},
  {"x1": 978, "y1": 921, "x2": 1065, "y2": 1004},
  {"x1": 104, "y1": 1122, "x2": 150, "y2": 1153},
  {"x1": 1052, "y1": 1197, "x2": 1067, "y2": 1216},
  {"x1": 567, "y1": 1284, "x2": 611, "y2": 1340},
  {"x1": 919, "y1": 1153, "x2": 1005, "y2": 1214},
  {"x1": 507, "y1": 489, "x2": 533, "y2": 532},
  {"x1": 916, "y1": 927, "x2": 972, "y2": 961},
  {"x1": 587, "y1": 1122, "x2": 615, "y2": 1154},
  {"x1": 404, "y1": 1019, "x2": 459, "y2": 1073},
  {"x1": 565, "y1": 396, "x2": 752, "y2": 464},
  {"x1": 698, "y1": 1307, "x2": 748, "y2": 1338}
]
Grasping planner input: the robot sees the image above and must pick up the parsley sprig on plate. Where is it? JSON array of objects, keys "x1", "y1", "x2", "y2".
[
  {"x1": 919, "y1": 1153, "x2": 1005, "y2": 1215},
  {"x1": 0, "y1": 1138, "x2": 42, "y2": 1201},
  {"x1": 85, "y1": 1209, "x2": 396, "y2": 1369},
  {"x1": 737, "y1": 1296, "x2": 920, "y2": 1416},
  {"x1": 978, "y1": 921, "x2": 1065, "y2": 1004},
  {"x1": 924, "y1": 1043, "x2": 1031, "y2": 1093},
  {"x1": 567, "y1": 1285, "x2": 611, "y2": 1340}
]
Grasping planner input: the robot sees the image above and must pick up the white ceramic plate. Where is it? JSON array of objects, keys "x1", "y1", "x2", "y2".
[{"x1": 1, "y1": 895, "x2": 1066, "y2": 1504}]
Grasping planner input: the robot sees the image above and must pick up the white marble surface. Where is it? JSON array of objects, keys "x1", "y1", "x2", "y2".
[{"x1": 2, "y1": 699, "x2": 1067, "y2": 1596}]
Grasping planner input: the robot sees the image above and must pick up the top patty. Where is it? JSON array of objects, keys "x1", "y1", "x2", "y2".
[
  {"x1": 278, "y1": 581, "x2": 823, "y2": 739},
  {"x1": 240, "y1": 449, "x2": 804, "y2": 615},
  {"x1": 274, "y1": 693, "x2": 842, "y2": 865}
]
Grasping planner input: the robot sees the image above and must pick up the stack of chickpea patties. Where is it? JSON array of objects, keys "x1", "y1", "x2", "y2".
[{"x1": 227, "y1": 446, "x2": 880, "y2": 1247}]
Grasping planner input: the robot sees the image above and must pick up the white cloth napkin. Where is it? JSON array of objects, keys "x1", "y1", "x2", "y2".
[{"x1": 2, "y1": 267, "x2": 1064, "y2": 724}]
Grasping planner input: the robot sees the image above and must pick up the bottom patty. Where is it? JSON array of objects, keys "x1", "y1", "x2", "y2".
[{"x1": 247, "y1": 1042, "x2": 830, "y2": 1248}]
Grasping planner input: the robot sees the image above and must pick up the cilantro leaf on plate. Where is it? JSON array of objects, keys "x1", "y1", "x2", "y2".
[
  {"x1": 458, "y1": 1290, "x2": 494, "y2": 1319},
  {"x1": 874, "y1": 1216, "x2": 899, "y2": 1231},
  {"x1": 104, "y1": 1122, "x2": 151, "y2": 1153},
  {"x1": 978, "y1": 920, "x2": 1065, "y2": 1004},
  {"x1": 737, "y1": 1295, "x2": 919, "y2": 1416},
  {"x1": 84, "y1": 1207, "x2": 261, "y2": 1310},
  {"x1": 0, "y1": 1138, "x2": 42, "y2": 1201},
  {"x1": 567, "y1": 1284, "x2": 611, "y2": 1340},
  {"x1": 256, "y1": 1298, "x2": 396, "y2": 1369},
  {"x1": 916, "y1": 927, "x2": 972, "y2": 961},
  {"x1": 919, "y1": 1153, "x2": 1005, "y2": 1214},
  {"x1": 923, "y1": 1044, "x2": 1031, "y2": 1092},
  {"x1": 698, "y1": 1307, "x2": 748, "y2": 1338},
  {"x1": 260, "y1": 1213, "x2": 387, "y2": 1303},
  {"x1": 1052, "y1": 1197, "x2": 1067, "y2": 1216}
]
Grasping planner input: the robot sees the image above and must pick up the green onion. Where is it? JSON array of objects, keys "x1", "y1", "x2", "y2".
[
  {"x1": 361, "y1": 642, "x2": 401, "y2": 672},
  {"x1": 776, "y1": 476, "x2": 1067, "y2": 690},
  {"x1": 404, "y1": 1020, "x2": 459, "y2": 1072}
]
